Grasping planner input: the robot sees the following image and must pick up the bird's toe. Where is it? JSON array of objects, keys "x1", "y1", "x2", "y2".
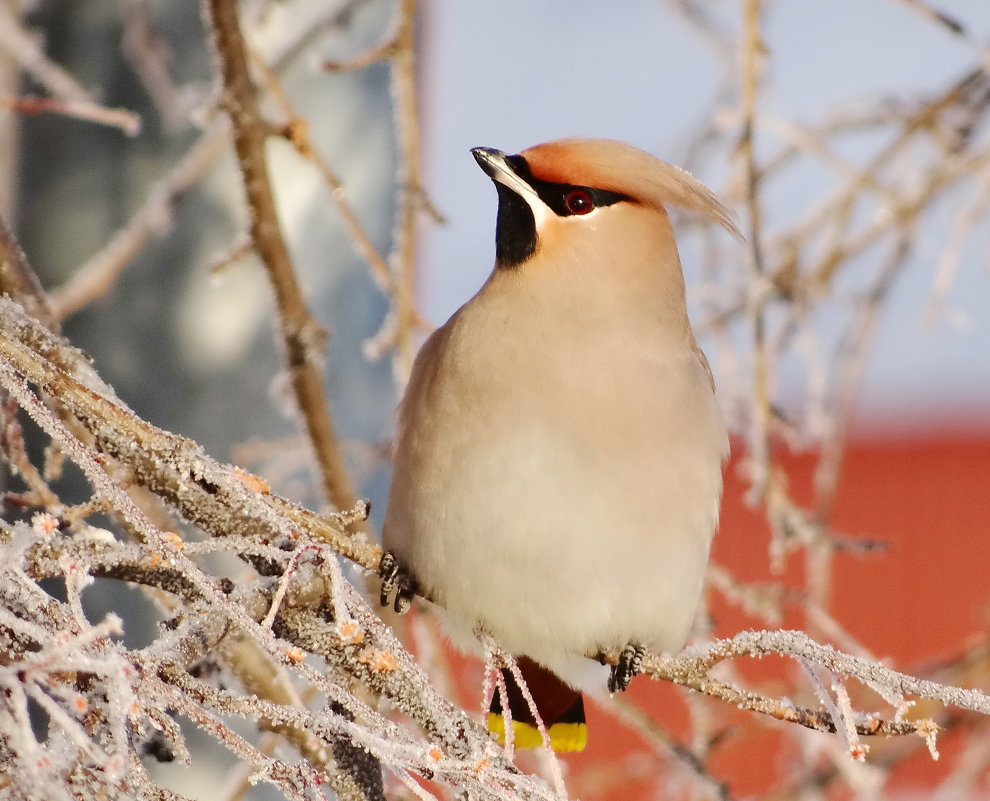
[
  {"x1": 608, "y1": 642, "x2": 647, "y2": 693},
  {"x1": 378, "y1": 551, "x2": 418, "y2": 614}
]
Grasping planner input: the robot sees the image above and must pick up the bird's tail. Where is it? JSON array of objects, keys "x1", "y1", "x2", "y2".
[{"x1": 487, "y1": 657, "x2": 587, "y2": 752}]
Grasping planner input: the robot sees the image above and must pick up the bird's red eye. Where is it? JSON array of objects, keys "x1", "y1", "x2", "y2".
[{"x1": 564, "y1": 189, "x2": 594, "y2": 215}]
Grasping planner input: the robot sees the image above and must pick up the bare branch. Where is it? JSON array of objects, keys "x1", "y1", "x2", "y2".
[
  {"x1": 205, "y1": 0, "x2": 364, "y2": 520},
  {"x1": 51, "y1": 120, "x2": 229, "y2": 320}
]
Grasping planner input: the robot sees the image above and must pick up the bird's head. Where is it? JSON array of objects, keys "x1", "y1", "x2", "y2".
[{"x1": 471, "y1": 138, "x2": 738, "y2": 278}]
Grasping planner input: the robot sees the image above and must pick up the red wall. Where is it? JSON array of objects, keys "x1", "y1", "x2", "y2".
[{"x1": 552, "y1": 430, "x2": 990, "y2": 799}]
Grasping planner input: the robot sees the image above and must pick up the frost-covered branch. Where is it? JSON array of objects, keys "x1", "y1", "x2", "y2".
[
  {"x1": 0, "y1": 287, "x2": 562, "y2": 799},
  {"x1": 644, "y1": 630, "x2": 989, "y2": 747},
  {"x1": 2, "y1": 287, "x2": 988, "y2": 798}
]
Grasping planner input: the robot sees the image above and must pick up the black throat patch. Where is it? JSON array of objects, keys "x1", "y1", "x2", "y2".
[{"x1": 494, "y1": 182, "x2": 537, "y2": 269}]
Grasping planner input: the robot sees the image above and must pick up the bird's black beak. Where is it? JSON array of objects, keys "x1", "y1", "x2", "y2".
[
  {"x1": 471, "y1": 147, "x2": 509, "y2": 180},
  {"x1": 471, "y1": 147, "x2": 541, "y2": 269},
  {"x1": 471, "y1": 147, "x2": 536, "y2": 202}
]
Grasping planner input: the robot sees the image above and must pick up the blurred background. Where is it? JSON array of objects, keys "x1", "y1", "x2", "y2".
[{"x1": 2, "y1": 0, "x2": 989, "y2": 798}]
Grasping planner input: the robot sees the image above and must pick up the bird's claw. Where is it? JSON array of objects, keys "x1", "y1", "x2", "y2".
[
  {"x1": 378, "y1": 551, "x2": 417, "y2": 614},
  {"x1": 608, "y1": 642, "x2": 647, "y2": 693}
]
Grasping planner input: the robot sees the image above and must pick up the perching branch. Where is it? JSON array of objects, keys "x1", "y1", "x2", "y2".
[
  {"x1": 0, "y1": 291, "x2": 559, "y2": 801},
  {"x1": 644, "y1": 630, "x2": 988, "y2": 744},
  {"x1": 3, "y1": 286, "x2": 988, "y2": 784},
  {"x1": 0, "y1": 295, "x2": 378, "y2": 570},
  {"x1": 323, "y1": 0, "x2": 440, "y2": 380}
]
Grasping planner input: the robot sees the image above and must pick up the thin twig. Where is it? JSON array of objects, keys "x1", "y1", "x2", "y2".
[
  {"x1": 0, "y1": 212, "x2": 56, "y2": 330},
  {"x1": 602, "y1": 696, "x2": 733, "y2": 801},
  {"x1": 248, "y1": 52, "x2": 396, "y2": 295},
  {"x1": 0, "y1": 6, "x2": 94, "y2": 102},
  {"x1": 0, "y1": 95, "x2": 141, "y2": 136},
  {"x1": 51, "y1": 119, "x2": 229, "y2": 320},
  {"x1": 737, "y1": 0, "x2": 781, "y2": 560},
  {"x1": 386, "y1": 0, "x2": 425, "y2": 385}
]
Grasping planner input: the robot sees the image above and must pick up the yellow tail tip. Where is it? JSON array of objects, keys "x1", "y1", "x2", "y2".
[{"x1": 487, "y1": 713, "x2": 588, "y2": 753}]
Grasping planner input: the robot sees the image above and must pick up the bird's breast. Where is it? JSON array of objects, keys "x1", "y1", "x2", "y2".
[{"x1": 383, "y1": 298, "x2": 726, "y2": 665}]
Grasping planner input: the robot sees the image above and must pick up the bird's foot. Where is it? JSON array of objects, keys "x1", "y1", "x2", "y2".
[
  {"x1": 378, "y1": 551, "x2": 417, "y2": 614},
  {"x1": 607, "y1": 642, "x2": 647, "y2": 693}
]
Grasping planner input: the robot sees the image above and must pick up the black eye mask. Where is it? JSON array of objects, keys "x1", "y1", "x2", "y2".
[
  {"x1": 503, "y1": 154, "x2": 630, "y2": 217},
  {"x1": 492, "y1": 154, "x2": 630, "y2": 268}
]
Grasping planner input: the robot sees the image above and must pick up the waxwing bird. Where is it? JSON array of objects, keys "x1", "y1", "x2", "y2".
[{"x1": 380, "y1": 137, "x2": 737, "y2": 752}]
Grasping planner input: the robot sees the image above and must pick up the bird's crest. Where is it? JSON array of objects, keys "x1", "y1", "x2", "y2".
[{"x1": 521, "y1": 138, "x2": 741, "y2": 238}]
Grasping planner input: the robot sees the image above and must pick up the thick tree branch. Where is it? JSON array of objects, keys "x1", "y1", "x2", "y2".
[{"x1": 205, "y1": 0, "x2": 362, "y2": 520}]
